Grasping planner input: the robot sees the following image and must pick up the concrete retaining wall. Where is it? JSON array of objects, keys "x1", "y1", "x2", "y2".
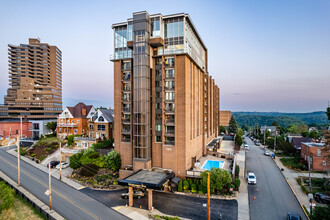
[{"x1": 0, "y1": 171, "x2": 64, "y2": 220}]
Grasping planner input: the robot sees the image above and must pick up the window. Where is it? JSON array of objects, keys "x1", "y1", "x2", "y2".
[
  {"x1": 165, "y1": 92, "x2": 175, "y2": 101},
  {"x1": 89, "y1": 124, "x2": 94, "y2": 130},
  {"x1": 151, "y1": 17, "x2": 161, "y2": 37},
  {"x1": 156, "y1": 125, "x2": 162, "y2": 131},
  {"x1": 98, "y1": 116, "x2": 104, "y2": 122},
  {"x1": 165, "y1": 69, "x2": 174, "y2": 78},
  {"x1": 317, "y1": 149, "x2": 321, "y2": 156},
  {"x1": 74, "y1": 129, "x2": 78, "y2": 134},
  {"x1": 97, "y1": 125, "x2": 106, "y2": 131}
]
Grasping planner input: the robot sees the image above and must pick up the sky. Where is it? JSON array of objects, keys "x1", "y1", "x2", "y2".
[{"x1": 0, "y1": 0, "x2": 329, "y2": 113}]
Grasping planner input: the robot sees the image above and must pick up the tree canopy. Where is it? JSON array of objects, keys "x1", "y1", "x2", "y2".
[
  {"x1": 46, "y1": 121, "x2": 57, "y2": 133},
  {"x1": 200, "y1": 168, "x2": 232, "y2": 194},
  {"x1": 228, "y1": 116, "x2": 238, "y2": 134}
]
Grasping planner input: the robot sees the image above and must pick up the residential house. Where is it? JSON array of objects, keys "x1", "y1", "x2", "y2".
[
  {"x1": 260, "y1": 126, "x2": 277, "y2": 135},
  {"x1": 301, "y1": 142, "x2": 329, "y2": 171},
  {"x1": 87, "y1": 108, "x2": 114, "y2": 140},
  {"x1": 57, "y1": 102, "x2": 95, "y2": 139},
  {"x1": 291, "y1": 137, "x2": 313, "y2": 151}
]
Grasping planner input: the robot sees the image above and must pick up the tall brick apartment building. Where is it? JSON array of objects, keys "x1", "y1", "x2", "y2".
[
  {"x1": 111, "y1": 11, "x2": 220, "y2": 179},
  {"x1": 0, "y1": 38, "x2": 62, "y2": 120}
]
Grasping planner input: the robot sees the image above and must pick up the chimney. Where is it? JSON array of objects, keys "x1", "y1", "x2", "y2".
[
  {"x1": 82, "y1": 108, "x2": 86, "y2": 116},
  {"x1": 109, "y1": 107, "x2": 111, "y2": 110}
]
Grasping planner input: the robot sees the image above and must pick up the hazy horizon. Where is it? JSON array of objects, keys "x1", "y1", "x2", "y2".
[{"x1": 0, "y1": 0, "x2": 329, "y2": 113}]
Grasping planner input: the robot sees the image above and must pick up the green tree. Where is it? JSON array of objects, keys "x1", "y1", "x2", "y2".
[
  {"x1": 237, "y1": 128, "x2": 244, "y2": 136},
  {"x1": 67, "y1": 135, "x2": 75, "y2": 146},
  {"x1": 219, "y1": 126, "x2": 226, "y2": 134},
  {"x1": 233, "y1": 178, "x2": 241, "y2": 191},
  {"x1": 308, "y1": 130, "x2": 321, "y2": 139},
  {"x1": 228, "y1": 116, "x2": 238, "y2": 134},
  {"x1": 200, "y1": 168, "x2": 232, "y2": 194},
  {"x1": 271, "y1": 121, "x2": 279, "y2": 126},
  {"x1": 327, "y1": 107, "x2": 330, "y2": 120},
  {"x1": 46, "y1": 121, "x2": 57, "y2": 133},
  {"x1": 104, "y1": 150, "x2": 122, "y2": 171},
  {"x1": 183, "y1": 180, "x2": 189, "y2": 190},
  {"x1": 69, "y1": 151, "x2": 83, "y2": 169},
  {"x1": 235, "y1": 134, "x2": 243, "y2": 147},
  {"x1": 286, "y1": 124, "x2": 308, "y2": 135}
]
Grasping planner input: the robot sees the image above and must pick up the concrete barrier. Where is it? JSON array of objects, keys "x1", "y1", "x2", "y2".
[{"x1": 0, "y1": 171, "x2": 64, "y2": 220}]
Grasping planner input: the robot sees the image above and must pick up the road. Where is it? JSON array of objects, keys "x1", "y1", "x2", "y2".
[
  {"x1": 81, "y1": 188, "x2": 238, "y2": 220},
  {"x1": 0, "y1": 147, "x2": 128, "y2": 220},
  {"x1": 245, "y1": 137, "x2": 307, "y2": 219}
]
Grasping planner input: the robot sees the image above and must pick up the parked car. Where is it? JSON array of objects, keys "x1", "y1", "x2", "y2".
[
  {"x1": 264, "y1": 151, "x2": 270, "y2": 156},
  {"x1": 56, "y1": 162, "x2": 69, "y2": 169},
  {"x1": 287, "y1": 212, "x2": 301, "y2": 220},
  {"x1": 314, "y1": 193, "x2": 330, "y2": 204},
  {"x1": 244, "y1": 144, "x2": 249, "y2": 150},
  {"x1": 255, "y1": 142, "x2": 260, "y2": 146},
  {"x1": 47, "y1": 161, "x2": 60, "y2": 168},
  {"x1": 248, "y1": 172, "x2": 257, "y2": 184},
  {"x1": 121, "y1": 190, "x2": 145, "y2": 199}
]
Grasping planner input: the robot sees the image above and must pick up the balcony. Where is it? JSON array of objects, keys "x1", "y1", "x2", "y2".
[
  {"x1": 164, "y1": 86, "x2": 175, "y2": 91},
  {"x1": 122, "y1": 107, "x2": 130, "y2": 113},
  {"x1": 164, "y1": 119, "x2": 175, "y2": 125},
  {"x1": 57, "y1": 123, "x2": 78, "y2": 127},
  {"x1": 165, "y1": 130, "x2": 175, "y2": 136},
  {"x1": 164, "y1": 107, "x2": 175, "y2": 114},
  {"x1": 122, "y1": 86, "x2": 131, "y2": 92},
  {"x1": 122, "y1": 97, "x2": 130, "y2": 102},
  {"x1": 122, "y1": 137, "x2": 131, "y2": 142},
  {"x1": 164, "y1": 140, "x2": 175, "y2": 145},
  {"x1": 122, "y1": 76, "x2": 130, "y2": 82},
  {"x1": 122, "y1": 118, "x2": 131, "y2": 124}
]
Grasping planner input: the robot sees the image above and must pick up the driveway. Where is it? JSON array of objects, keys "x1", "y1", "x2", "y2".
[{"x1": 81, "y1": 188, "x2": 238, "y2": 220}]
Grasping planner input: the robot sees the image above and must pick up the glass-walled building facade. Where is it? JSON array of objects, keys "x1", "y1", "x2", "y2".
[{"x1": 112, "y1": 11, "x2": 219, "y2": 179}]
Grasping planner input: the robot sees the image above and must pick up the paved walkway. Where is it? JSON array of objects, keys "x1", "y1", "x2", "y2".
[
  {"x1": 7, "y1": 148, "x2": 84, "y2": 190},
  {"x1": 236, "y1": 148, "x2": 249, "y2": 220},
  {"x1": 273, "y1": 156, "x2": 329, "y2": 213}
]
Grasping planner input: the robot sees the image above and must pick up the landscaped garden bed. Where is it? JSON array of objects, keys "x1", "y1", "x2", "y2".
[
  {"x1": 280, "y1": 156, "x2": 306, "y2": 171},
  {"x1": 26, "y1": 137, "x2": 64, "y2": 162}
]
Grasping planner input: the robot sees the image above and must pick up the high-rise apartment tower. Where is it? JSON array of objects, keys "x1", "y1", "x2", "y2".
[
  {"x1": 0, "y1": 38, "x2": 62, "y2": 120},
  {"x1": 112, "y1": 12, "x2": 219, "y2": 179}
]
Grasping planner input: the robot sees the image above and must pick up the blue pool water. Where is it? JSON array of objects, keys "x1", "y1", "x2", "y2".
[{"x1": 202, "y1": 160, "x2": 224, "y2": 170}]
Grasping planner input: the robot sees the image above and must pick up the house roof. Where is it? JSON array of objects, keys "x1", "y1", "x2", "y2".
[
  {"x1": 291, "y1": 137, "x2": 313, "y2": 150},
  {"x1": 67, "y1": 102, "x2": 93, "y2": 118},
  {"x1": 99, "y1": 109, "x2": 114, "y2": 123},
  {"x1": 302, "y1": 142, "x2": 325, "y2": 148}
]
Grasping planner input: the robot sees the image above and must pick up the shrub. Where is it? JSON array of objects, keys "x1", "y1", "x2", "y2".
[
  {"x1": 178, "y1": 180, "x2": 183, "y2": 192},
  {"x1": 227, "y1": 183, "x2": 235, "y2": 193},
  {"x1": 104, "y1": 151, "x2": 122, "y2": 171},
  {"x1": 67, "y1": 135, "x2": 75, "y2": 146},
  {"x1": 39, "y1": 155, "x2": 46, "y2": 161},
  {"x1": 188, "y1": 179, "x2": 193, "y2": 188},
  {"x1": 233, "y1": 178, "x2": 241, "y2": 191},
  {"x1": 301, "y1": 185, "x2": 308, "y2": 195},
  {"x1": 78, "y1": 164, "x2": 99, "y2": 177},
  {"x1": 31, "y1": 153, "x2": 36, "y2": 157},
  {"x1": 198, "y1": 184, "x2": 203, "y2": 192},
  {"x1": 92, "y1": 139, "x2": 114, "y2": 149},
  {"x1": 198, "y1": 191, "x2": 204, "y2": 194},
  {"x1": 194, "y1": 179, "x2": 200, "y2": 186},
  {"x1": 183, "y1": 180, "x2": 189, "y2": 190},
  {"x1": 46, "y1": 147, "x2": 52, "y2": 152},
  {"x1": 69, "y1": 152, "x2": 83, "y2": 169},
  {"x1": 235, "y1": 134, "x2": 243, "y2": 147},
  {"x1": 191, "y1": 184, "x2": 197, "y2": 193},
  {"x1": 0, "y1": 181, "x2": 15, "y2": 210},
  {"x1": 297, "y1": 178, "x2": 302, "y2": 185},
  {"x1": 235, "y1": 165, "x2": 240, "y2": 177},
  {"x1": 200, "y1": 168, "x2": 232, "y2": 194}
]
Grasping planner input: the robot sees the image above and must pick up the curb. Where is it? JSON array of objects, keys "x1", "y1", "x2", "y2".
[
  {"x1": 272, "y1": 159, "x2": 310, "y2": 220},
  {"x1": 0, "y1": 171, "x2": 64, "y2": 220}
]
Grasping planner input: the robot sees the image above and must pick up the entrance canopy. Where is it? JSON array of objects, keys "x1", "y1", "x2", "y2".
[{"x1": 119, "y1": 169, "x2": 174, "y2": 190}]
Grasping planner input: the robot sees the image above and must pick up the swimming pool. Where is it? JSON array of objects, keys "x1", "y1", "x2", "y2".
[{"x1": 202, "y1": 160, "x2": 224, "y2": 170}]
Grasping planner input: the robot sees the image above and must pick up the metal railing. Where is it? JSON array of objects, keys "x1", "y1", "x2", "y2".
[
  {"x1": 164, "y1": 140, "x2": 175, "y2": 145},
  {"x1": 57, "y1": 123, "x2": 78, "y2": 127}
]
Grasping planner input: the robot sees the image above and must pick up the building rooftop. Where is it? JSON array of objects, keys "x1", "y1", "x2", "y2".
[
  {"x1": 302, "y1": 142, "x2": 325, "y2": 148},
  {"x1": 118, "y1": 169, "x2": 174, "y2": 189},
  {"x1": 67, "y1": 102, "x2": 93, "y2": 118},
  {"x1": 291, "y1": 137, "x2": 313, "y2": 150},
  {"x1": 99, "y1": 109, "x2": 114, "y2": 123}
]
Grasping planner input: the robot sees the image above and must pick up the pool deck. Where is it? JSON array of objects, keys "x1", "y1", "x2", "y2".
[{"x1": 195, "y1": 155, "x2": 230, "y2": 172}]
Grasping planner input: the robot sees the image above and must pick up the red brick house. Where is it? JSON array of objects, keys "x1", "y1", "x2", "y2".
[
  {"x1": 301, "y1": 142, "x2": 329, "y2": 171},
  {"x1": 0, "y1": 120, "x2": 32, "y2": 139}
]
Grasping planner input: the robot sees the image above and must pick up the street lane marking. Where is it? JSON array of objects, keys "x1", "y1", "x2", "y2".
[
  {"x1": 78, "y1": 186, "x2": 86, "y2": 190},
  {"x1": 114, "y1": 206, "x2": 121, "y2": 211},
  {"x1": 0, "y1": 154, "x2": 99, "y2": 220}
]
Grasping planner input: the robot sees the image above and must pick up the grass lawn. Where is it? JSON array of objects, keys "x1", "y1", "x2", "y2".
[
  {"x1": 280, "y1": 156, "x2": 306, "y2": 171},
  {"x1": 0, "y1": 195, "x2": 45, "y2": 220}
]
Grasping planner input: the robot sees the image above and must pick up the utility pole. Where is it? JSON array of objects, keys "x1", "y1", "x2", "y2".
[
  {"x1": 49, "y1": 162, "x2": 52, "y2": 210},
  {"x1": 263, "y1": 125, "x2": 266, "y2": 150},
  {"x1": 17, "y1": 135, "x2": 21, "y2": 187},
  {"x1": 274, "y1": 127, "x2": 277, "y2": 158},
  {"x1": 20, "y1": 117, "x2": 22, "y2": 138},
  {"x1": 207, "y1": 172, "x2": 210, "y2": 220},
  {"x1": 59, "y1": 142, "x2": 62, "y2": 180},
  {"x1": 308, "y1": 153, "x2": 312, "y2": 215}
]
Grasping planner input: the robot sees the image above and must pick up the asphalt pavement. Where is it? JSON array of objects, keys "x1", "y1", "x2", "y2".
[
  {"x1": 245, "y1": 137, "x2": 307, "y2": 220},
  {"x1": 81, "y1": 187, "x2": 238, "y2": 220},
  {"x1": 0, "y1": 147, "x2": 128, "y2": 220}
]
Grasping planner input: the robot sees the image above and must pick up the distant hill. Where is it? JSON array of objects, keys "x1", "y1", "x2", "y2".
[{"x1": 232, "y1": 111, "x2": 328, "y2": 127}]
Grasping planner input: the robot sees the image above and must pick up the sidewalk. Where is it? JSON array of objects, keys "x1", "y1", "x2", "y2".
[
  {"x1": 7, "y1": 148, "x2": 84, "y2": 190},
  {"x1": 272, "y1": 156, "x2": 328, "y2": 214},
  {"x1": 236, "y1": 149, "x2": 249, "y2": 220}
]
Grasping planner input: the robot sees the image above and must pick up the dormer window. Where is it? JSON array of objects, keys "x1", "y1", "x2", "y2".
[{"x1": 99, "y1": 116, "x2": 104, "y2": 122}]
